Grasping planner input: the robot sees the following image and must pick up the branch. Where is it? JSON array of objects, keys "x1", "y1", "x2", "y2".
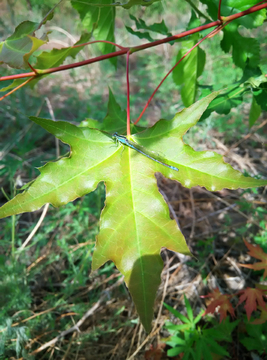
[
  {"x1": 218, "y1": 0, "x2": 222, "y2": 21},
  {"x1": 0, "y1": 1, "x2": 266, "y2": 87},
  {"x1": 71, "y1": 39, "x2": 126, "y2": 50},
  {"x1": 0, "y1": 21, "x2": 222, "y2": 82},
  {"x1": 134, "y1": 25, "x2": 224, "y2": 124},
  {"x1": 126, "y1": 50, "x2": 131, "y2": 136},
  {"x1": 222, "y1": 1, "x2": 267, "y2": 22},
  {"x1": 29, "y1": 277, "x2": 124, "y2": 355},
  {"x1": 0, "y1": 77, "x2": 34, "y2": 101}
]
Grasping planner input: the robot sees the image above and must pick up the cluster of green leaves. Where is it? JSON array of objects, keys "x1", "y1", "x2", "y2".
[
  {"x1": 0, "y1": 0, "x2": 267, "y2": 335},
  {"x1": 164, "y1": 296, "x2": 239, "y2": 359},
  {"x1": 240, "y1": 320, "x2": 267, "y2": 354},
  {"x1": 199, "y1": 0, "x2": 267, "y2": 124},
  {"x1": 164, "y1": 240, "x2": 267, "y2": 359},
  {"x1": 164, "y1": 297, "x2": 267, "y2": 359}
]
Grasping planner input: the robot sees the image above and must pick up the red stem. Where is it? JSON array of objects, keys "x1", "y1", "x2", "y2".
[
  {"x1": 222, "y1": 1, "x2": 267, "y2": 22},
  {"x1": 126, "y1": 51, "x2": 131, "y2": 136},
  {"x1": 1, "y1": 1, "x2": 266, "y2": 83},
  {"x1": 0, "y1": 22, "x2": 221, "y2": 82},
  {"x1": 134, "y1": 27, "x2": 220, "y2": 125},
  {"x1": 27, "y1": 61, "x2": 39, "y2": 74},
  {"x1": 0, "y1": 77, "x2": 34, "y2": 101},
  {"x1": 72, "y1": 40, "x2": 126, "y2": 50},
  {"x1": 218, "y1": 0, "x2": 223, "y2": 20}
]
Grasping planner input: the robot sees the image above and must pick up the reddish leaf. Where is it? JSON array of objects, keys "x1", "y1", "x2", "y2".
[
  {"x1": 201, "y1": 288, "x2": 235, "y2": 322},
  {"x1": 237, "y1": 287, "x2": 267, "y2": 321},
  {"x1": 240, "y1": 240, "x2": 267, "y2": 279},
  {"x1": 145, "y1": 343, "x2": 166, "y2": 360}
]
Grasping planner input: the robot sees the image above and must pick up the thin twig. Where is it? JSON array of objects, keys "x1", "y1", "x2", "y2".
[
  {"x1": 30, "y1": 277, "x2": 124, "y2": 355},
  {"x1": 186, "y1": 0, "x2": 211, "y2": 21},
  {"x1": 126, "y1": 323, "x2": 139, "y2": 358},
  {"x1": 72, "y1": 39, "x2": 126, "y2": 50},
  {"x1": 218, "y1": 0, "x2": 223, "y2": 21},
  {"x1": 189, "y1": 189, "x2": 196, "y2": 239},
  {"x1": 182, "y1": 204, "x2": 237, "y2": 229},
  {"x1": 0, "y1": 306, "x2": 61, "y2": 333},
  {"x1": 1, "y1": 2, "x2": 267, "y2": 84},
  {"x1": 127, "y1": 321, "x2": 164, "y2": 360},
  {"x1": 204, "y1": 190, "x2": 265, "y2": 231},
  {"x1": 126, "y1": 50, "x2": 131, "y2": 136},
  {"x1": 18, "y1": 203, "x2": 50, "y2": 251},
  {"x1": 223, "y1": 118, "x2": 267, "y2": 156},
  {"x1": 153, "y1": 268, "x2": 169, "y2": 331},
  {"x1": 17, "y1": 96, "x2": 60, "y2": 252},
  {"x1": 27, "y1": 61, "x2": 39, "y2": 75},
  {"x1": 134, "y1": 25, "x2": 223, "y2": 124},
  {"x1": 0, "y1": 21, "x2": 223, "y2": 82},
  {"x1": 0, "y1": 77, "x2": 34, "y2": 101}
]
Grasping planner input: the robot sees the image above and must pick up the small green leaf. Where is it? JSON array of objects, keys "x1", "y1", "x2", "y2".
[
  {"x1": 80, "y1": 118, "x2": 102, "y2": 129},
  {"x1": 130, "y1": 14, "x2": 171, "y2": 35},
  {"x1": 34, "y1": 32, "x2": 91, "y2": 69},
  {"x1": 240, "y1": 323, "x2": 267, "y2": 353},
  {"x1": 221, "y1": 24, "x2": 260, "y2": 69},
  {"x1": 186, "y1": 10, "x2": 201, "y2": 30},
  {"x1": 0, "y1": 33, "x2": 91, "y2": 92},
  {"x1": 205, "y1": 336, "x2": 229, "y2": 356},
  {"x1": 200, "y1": 66, "x2": 267, "y2": 120},
  {"x1": 102, "y1": 88, "x2": 144, "y2": 133},
  {"x1": 204, "y1": 318, "x2": 239, "y2": 342},
  {"x1": 164, "y1": 303, "x2": 191, "y2": 324},
  {"x1": 167, "y1": 336, "x2": 186, "y2": 346},
  {"x1": 249, "y1": 95, "x2": 262, "y2": 127},
  {"x1": 173, "y1": 27, "x2": 206, "y2": 107},
  {"x1": 184, "y1": 295, "x2": 194, "y2": 323},
  {"x1": 0, "y1": 21, "x2": 47, "y2": 69},
  {"x1": 199, "y1": 340, "x2": 213, "y2": 360},
  {"x1": 172, "y1": 38, "x2": 203, "y2": 106},
  {"x1": 260, "y1": 58, "x2": 267, "y2": 74},
  {"x1": 126, "y1": 15, "x2": 172, "y2": 42},
  {"x1": 125, "y1": 26, "x2": 154, "y2": 42},
  {"x1": 197, "y1": 47, "x2": 206, "y2": 78},
  {"x1": 102, "y1": 88, "x2": 127, "y2": 131},
  {"x1": 166, "y1": 323, "x2": 192, "y2": 331},
  {"x1": 200, "y1": 84, "x2": 245, "y2": 119},
  {"x1": 0, "y1": 79, "x2": 27, "y2": 92},
  {"x1": 253, "y1": 83, "x2": 267, "y2": 111},
  {"x1": 71, "y1": 0, "x2": 116, "y2": 66}
]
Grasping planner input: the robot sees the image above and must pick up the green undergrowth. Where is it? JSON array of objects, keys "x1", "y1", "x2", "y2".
[{"x1": 0, "y1": 182, "x2": 123, "y2": 359}]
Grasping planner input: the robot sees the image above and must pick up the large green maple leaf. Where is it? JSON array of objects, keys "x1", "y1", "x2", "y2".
[{"x1": 1, "y1": 92, "x2": 266, "y2": 331}]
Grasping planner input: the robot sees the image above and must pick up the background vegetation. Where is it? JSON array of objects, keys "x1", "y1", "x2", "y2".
[{"x1": 0, "y1": 0, "x2": 267, "y2": 359}]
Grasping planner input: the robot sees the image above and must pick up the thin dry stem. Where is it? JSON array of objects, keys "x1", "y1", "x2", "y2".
[
  {"x1": 72, "y1": 39, "x2": 126, "y2": 50},
  {"x1": 18, "y1": 203, "x2": 50, "y2": 251},
  {"x1": 0, "y1": 77, "x2": 34, "y2": 101}
]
